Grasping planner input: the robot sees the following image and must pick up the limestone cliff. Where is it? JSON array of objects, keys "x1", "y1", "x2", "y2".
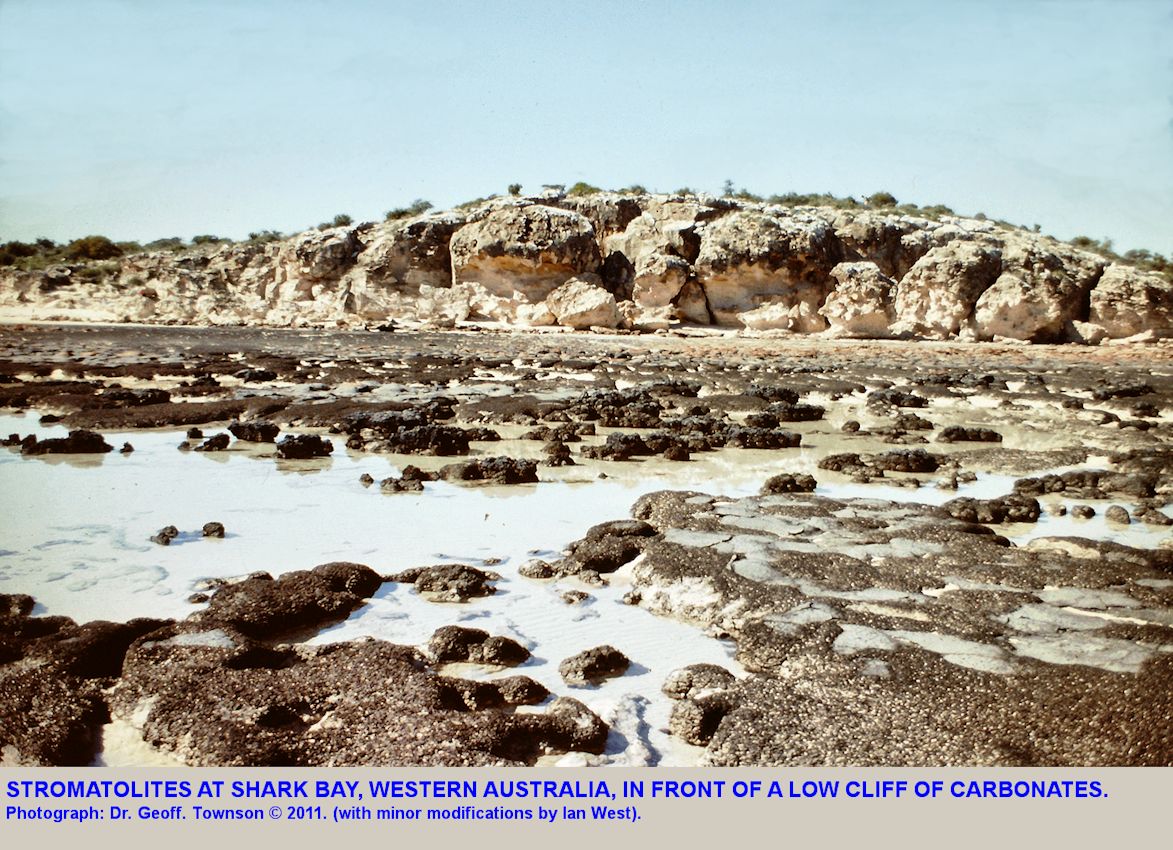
[{"x1": 2, "y1": 189, "x2": 1169, "y2": 343}]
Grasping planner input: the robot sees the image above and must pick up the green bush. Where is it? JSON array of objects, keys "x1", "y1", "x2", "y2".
[
  {"x1": 867, "y1": 191, "x2": 898, "y2": 207},
  {"x1": 65, "y1": 235, "x2": 123, "y2": 260},
  {"x1": 507, "y1": 183, "x2": 522, "y2": 196},
  {"x1": 331, "y1": 214, "x2": 352, "y2": 227},
  {"x1": 247, "y1": 230, "x2": 283, "y2": 243},
  {"x1": 767, "y1": 192, "x2": 859, "y2": 210},
  {"x1": 145, "y1": 237, "x2": 185, "y2": 252},
  {"x1": 455, "y1": 196, "x2": 492, "y2": 210},
  {"x1": 191, "y1": 234, "x2": 225, "y2": 245},
  {"x1": 384, "y1": 199, "x2": 433, "y2": 221},
  {"x1": 567, "y1": 181, "x2": 601, "y2": 197}
]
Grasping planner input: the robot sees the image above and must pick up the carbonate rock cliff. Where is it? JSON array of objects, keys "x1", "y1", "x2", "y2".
[{"x1": 2, "y1": 188, "x2": 1170, "y2": 344}]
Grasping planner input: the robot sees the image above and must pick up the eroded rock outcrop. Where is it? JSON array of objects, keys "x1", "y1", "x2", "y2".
[
  {"x1": 449, "y1": 205, "x2": 600, "y2": 303},
  {"x1": 3, "y1": 190, "x2": 1169, "y2": 343},
  {"x1": 694, "y1": 211, "x2": 843, "y2": 331}
]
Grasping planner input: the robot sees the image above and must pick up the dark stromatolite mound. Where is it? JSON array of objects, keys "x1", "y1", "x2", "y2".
[
  {"x1": 1013, "y1": 469, "x2": 1156, "y2": 499},
  {"x1": 437, "y1": 457, "x2": 538, "y2": 485},
  {"x1": 195, "y1": 562, "x2": 381, "y2": 638},
  {"x1": 0, "y1": 601, "x2": 171, "y2": 765},
  {"x1": 228, "y1": 420, "x2": 280, "y2": 442},
  {"x1": 662, "y1": 664, "x2": 738, "y2": 700},
  {"x1": 380, "y1": 475, "x2": 425, "y2": 492},
  {"x1": 942, "y1": 494, "x2": 1042, "y2": 524},
  {"x1": 109, "y1": 633, "x2": 604, "y2": 765},
  {"x1": 819, "y1": 448, "x2": 943, "y2": 476},
  {"x1": 388, "y1": 564, "x2": 498, "y2": 602},
  {"x1": 559, "y1": 645, "x2": 631, "y2": 685},
  {"x1": 275, "y1": 433, "x2": 333, "y2": 459},
  {"x1": 194, "y1": 432, "x2": 230, "y2": 452},
  {"x1": 761, "y1": 473, "x2": 817, "y2": 494},
  {"x1": 427, "y1": 625, "x2": 530, "y2": 666},
  {"x1": 867, "y1": 387, "x2": 929, "y2": 410},
  {"x1": 558, "y1": 519, "x2": 659, "y2": 575},
  {"x1": 20, "y1": 429, "x2": 112, "y2": 455},
  {"x1": 595, "y1": 488, "x2": 1173, "y2": 765},
  {"x1": 937, "y1": 425, "x2": 1003, "y2": 443},
  {"x1": 150, "y1": 525, "x2": 180, "y2": 545}
]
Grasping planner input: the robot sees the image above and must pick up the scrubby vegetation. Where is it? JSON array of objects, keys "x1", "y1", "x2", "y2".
[
  {"x1": 1071, "y1": 237, "x2": 1173, "y2": 283},
  {"x1": 566, "y1": 181, "x2": 602, "y2": 197},
  {"x1": 384, "y1": 199, "x2": 433, "y2": 221},
  {"x1": 66, "y1": 235, "x2": 123, "y2": 260},
  {"x1": 317, "y1": 214, "x2": 353, "y2": 230}
]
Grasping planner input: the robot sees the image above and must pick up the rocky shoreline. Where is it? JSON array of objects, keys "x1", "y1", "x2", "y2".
[
  {"x1": 2, "y1": 189, "x2": 1170, "y2": 343},
  {"x1": 0, "y1": 323, "x2": 1170, "y2": 766}
]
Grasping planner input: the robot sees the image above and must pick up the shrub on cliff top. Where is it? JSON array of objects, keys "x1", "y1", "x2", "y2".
[
  {"x1": 385, "y1": 199, "x2": 433, "y2": 221},
  {"x1": 567, "y1": 181, "x2": 601, "y2": 197},
  {"x1": 65, "y1": 235, "x2": 123, "y2": 260}
]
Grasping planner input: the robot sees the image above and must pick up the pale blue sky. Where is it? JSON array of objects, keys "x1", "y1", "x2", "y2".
[{"x1": 1, "y1": 0, "x2": 1170, "y2": 252}]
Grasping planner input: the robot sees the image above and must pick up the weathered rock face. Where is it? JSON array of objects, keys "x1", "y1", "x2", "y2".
[
  {"x1": 1088, "y1": 263, "x2": 1173, "y2": 339},
  {"x1": 820, "y1": 261, "x2": 897, "y2": 337},
  {"x1": 892, "y1": 241, "x2": 1003, "y2": 338},
  {"x1": 557, "y1": 192, "x2": 644, "y2": 239},
  {"x1": 631, "y1": 253, "x2": 692, "y2": 309},
  {"x1": 449, "y1": 205, "x2": 600, "y2": 303},
  {"x1": 2, "y1": 190, "x2": 1169, "y2": 343},
  {"x1": 693, "y1": 211, "x2": 843, "y2": 330},
  {"x1": 832, "y1": 210, "x2": 937, "y2": 279},
  {"x1": 344, "y1": 214, "x2": 468, "y2": 319}
]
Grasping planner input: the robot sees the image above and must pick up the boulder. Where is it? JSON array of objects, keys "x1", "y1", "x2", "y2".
[
  {"x1": 820, "y1": 261, "x2": 896, "y2": 337},
  {"x1": 545, "y1": 275, "x2": 620, "y2": 329},
  {"x1": 892, "y1": 241, "x2": 1002, "y2": 338},
  {"x1": 1088, "y1": 263, "x2": 1173, "y2": 339},
  {"x1": 972, "y1": 243, "x2": 1103, "y2": 342},
  {"x1": 631, "y1": 253, "x2": 692, "y2": 309}
]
